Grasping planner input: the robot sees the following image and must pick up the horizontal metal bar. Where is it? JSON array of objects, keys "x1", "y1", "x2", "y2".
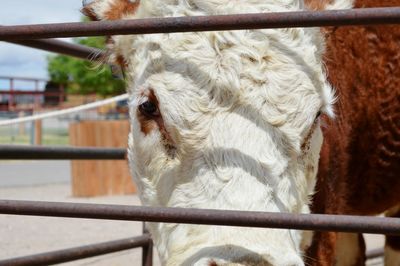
[
  {"x1": 0, "y1": 7, "x2": 399, "y2": 40},
  {"x1": 0, "y1": 91, "x2": 62, "y2": 95},
  {"x1": 1, "y1": 200, "x2": 400, "y2": 235},
  {"x1": 0, "y1": 91, "x2": 99, "y2": 96},
  {"x1": 0, "y1": 76, "x2": 47, "y2": 82},
  {"x1": 0, "y1": 145, "x2": 126, "y2": 160},
  {"x1": 6, "y1": 39, "x2": 105, "y2": 61},
  {"x1": 0, "y1": 235, "x2": 151, "y2": 266}
]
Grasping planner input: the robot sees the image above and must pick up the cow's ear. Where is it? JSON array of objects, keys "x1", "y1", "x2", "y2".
[
  {"x1": 304, "y1": 0, "x2": 354, "y2": 10},
  {"x1": 82, "y1": 0, "x2": 139, "y2": 21},
  {"x1": 82, "y1": 0, "x2": 140, "y2": 76}
]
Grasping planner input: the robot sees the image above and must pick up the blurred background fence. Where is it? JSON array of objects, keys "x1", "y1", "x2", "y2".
[
  {"x1": 0, "y1": 75, "x2": 129, "y2": 146},
  {"x1": 0, "y1": 76, "x2": 133, "y2": 196}
]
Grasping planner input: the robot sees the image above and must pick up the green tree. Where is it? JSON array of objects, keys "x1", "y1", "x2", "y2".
[{"x1": 47, "y1": 36, "x2": 125, "y2": 96}]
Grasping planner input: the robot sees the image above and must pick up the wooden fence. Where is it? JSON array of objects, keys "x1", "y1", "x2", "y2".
[{"x1": 69, "y1": 120, "x2": 136, "y2": 197}]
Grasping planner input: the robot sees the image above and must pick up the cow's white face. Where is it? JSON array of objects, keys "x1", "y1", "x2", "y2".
[{"x1": 84, "y1": 0, "x2": 353, "y2": 265}]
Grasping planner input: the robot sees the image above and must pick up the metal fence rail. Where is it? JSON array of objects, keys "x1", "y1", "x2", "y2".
[
  {"x1": 1, "y1": 200, "x2": 400, "y2": 235},
  {"x1": 0, "y1": 76, "x2": 47, "y2": 82},
  {"x1": 0, "y1": 235, "x2": 151, "y2": 266},
  {"x1": 0, "y1": 7, "x2": 400, "y2": 40},
  {"x1": 7, "y1": 39, "x2": 104, "y2": 61},
  {"x1": 0, "y1": 145, "x2": 126, "y2": 160}
]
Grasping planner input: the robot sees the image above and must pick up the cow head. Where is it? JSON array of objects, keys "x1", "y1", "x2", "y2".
[{"x1": 83, "y1": 0, "x2": 353, "y2": 265}]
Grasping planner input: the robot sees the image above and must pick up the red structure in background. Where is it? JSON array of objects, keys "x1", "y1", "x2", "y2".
[{"x1": 0, "y1": 76, "x2": 65, "y2": 112}]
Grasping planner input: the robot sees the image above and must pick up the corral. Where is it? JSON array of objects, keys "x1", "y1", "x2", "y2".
[{"x1": 0, "y1": 2, "x2": 399, "y2": 266}]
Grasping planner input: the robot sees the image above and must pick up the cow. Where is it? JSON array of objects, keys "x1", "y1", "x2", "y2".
[
  {"x1": 82, "y1": 0, "x2": 400, "y2": 265},
  {"x1": 306, "y1": 0, "x2": 400, "y2": 265}
]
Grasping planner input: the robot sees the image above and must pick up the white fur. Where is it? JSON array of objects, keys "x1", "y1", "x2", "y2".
[{"x1": 87, "y1": 0, "x2": 354, "y2": 265}]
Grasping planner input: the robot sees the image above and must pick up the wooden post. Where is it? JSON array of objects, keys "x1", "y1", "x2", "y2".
[
  {"x1": 34, "y1": 80, "x2": 40, "y2": 110},
  {"x1": 18, "y1": 111, "x2": 26, "y2": 135},
  {"x1": 69, "y1": 120, "x2": 136, "y2": 197},
  {"x1": 34, "y1": 120, "x2": 42, "y2": 145},
  {"x1": 142, "y1": 224, "x2": 153, "y2": 266}
]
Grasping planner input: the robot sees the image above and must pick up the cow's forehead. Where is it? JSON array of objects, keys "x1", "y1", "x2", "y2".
[
  {"x1": 125, "y1": 27, "x2": 327, "y2": 110},
  {"x1": 134, "y1": 0, "x2": 304, "y2": 17}
]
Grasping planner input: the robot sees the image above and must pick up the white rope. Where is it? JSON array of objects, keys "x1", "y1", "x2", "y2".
[{"x1": 0, "y1": 93, "x2": 129, "y2": 126}]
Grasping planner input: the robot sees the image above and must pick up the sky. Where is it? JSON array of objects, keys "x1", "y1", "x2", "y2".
[{"x1": 0, "y1": 0, "x2": 83, "y2": 89}]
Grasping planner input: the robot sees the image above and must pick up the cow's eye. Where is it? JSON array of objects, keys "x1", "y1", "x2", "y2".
[
  {"x1": 139, "y1": 100, "x2": 159, "y2": 117},
  {"x1": 316, "y1": 111, "x2": 321, "y2": 120}
]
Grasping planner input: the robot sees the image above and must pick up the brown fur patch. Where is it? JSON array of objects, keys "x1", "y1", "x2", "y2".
[
  {"x1": 307, "y1": 0, "x2": 400, "y2": 264},
  {"x1": 116, "y1": 54, "x2": 127, "y2": 68},
  {"x1": 137, "y1": 116, "x2": 158, "y2": 135},
  {"x1": 82, "y1": 0, "x2": 139, "y2": 21},
  {"x1": 304, "y1": 0, "x2": 333, "y2": 10},
  {"x1": 116, "y1": 54, "x2": 128, "y2": 75},
  {"x1": 82, "y1": 4, "x2": 99, "y2": 21},
  {"x1": 82, "y1": 1, "x2": 138, "y2": 73},
  {"x1": 105, "y1": 0, "x2": 139, "y2": 20}
]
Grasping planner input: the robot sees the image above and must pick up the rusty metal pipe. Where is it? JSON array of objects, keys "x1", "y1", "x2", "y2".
[
  {"x1": 0, "y1": 91, "x2": 63, "y2": 96},
  {"x1": 142, "y1": 225, "x2": 153, "y2": 266},
  {"x1": 1, "y1": 200, "x2": 400, "y2": 235},
  {"x1": 0, "y1": 235, "x2": 151, "y2": 266},
  {"x1": 0, "y1": 145, "x2": 126, "y2": 160},
  {"x1": 7, "y1": 39, "x2": 105, "y2": 61},
  {"x1": 0, "y1": 7, "x2": 399, "y2": 41},
  {"x1": 0, "y1": 76, "x2": 47, "y2": 82}
]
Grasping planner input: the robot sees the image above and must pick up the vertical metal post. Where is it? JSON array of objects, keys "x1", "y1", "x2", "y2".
[
  {"x1": 30, "y1": 121, "x2": 35, "y2": 145},
  {"x1": 142, "y1": 223, "x2": 153, "y2": 266},
  {"x1": 9, "y1": 78, "x2": 14, "y2": 110},
  {"x1": 18, "y1": 111, "x2": 25, "y2": 135}
]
